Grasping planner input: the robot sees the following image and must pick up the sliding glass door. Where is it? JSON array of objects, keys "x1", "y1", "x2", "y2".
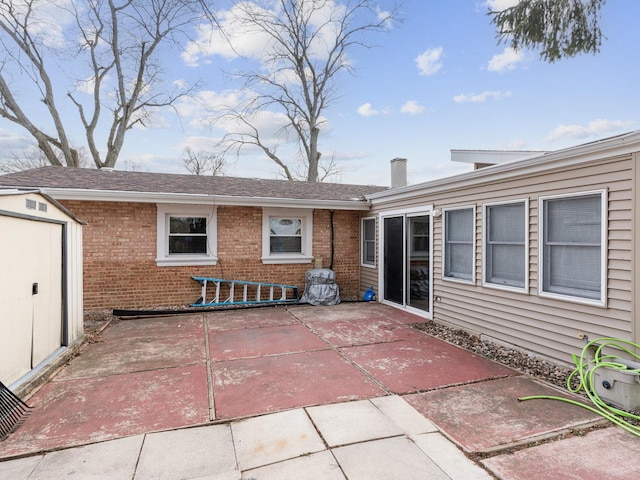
[{"x1": 381, "y1": 210, "x2": 432, "y2": 315}]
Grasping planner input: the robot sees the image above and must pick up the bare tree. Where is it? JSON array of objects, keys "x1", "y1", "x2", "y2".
[
  {"x1": 183, "y1": 146, "x2": 225, "y2": 175},
  {"x1": 0, "y1": 0, "x2": 213, "y2": 169},
  {"x1": 214, "y1": 0, "x2": 396, "y2": 182},
  {"x1": 0, "y1": 143, "x2": 90, "y2": 173},
  {"x1": 489, "y1": 0, "x2": 605, "y2": 63}
]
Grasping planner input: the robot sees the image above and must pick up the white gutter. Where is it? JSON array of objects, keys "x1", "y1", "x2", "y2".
[
  {"x1": 39, "y1": 187, "x2": 373, "y2": 211},
  {"x1": 368, "y1": 130, "x2": 640, "y2": 204}
]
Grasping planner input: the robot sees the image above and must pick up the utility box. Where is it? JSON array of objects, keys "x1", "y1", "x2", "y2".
[{"x1": 593, "y1": 361, "x2": 640, "y2": 410}]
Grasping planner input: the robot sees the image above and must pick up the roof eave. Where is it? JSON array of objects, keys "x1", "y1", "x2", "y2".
[{"x1": 37, "y1": 188, "x2": 373, "y2": 211}]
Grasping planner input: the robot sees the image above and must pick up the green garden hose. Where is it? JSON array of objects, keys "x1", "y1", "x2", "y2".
[{"x1": 519, "y1": 337, "x2": 640, "y2": 437}]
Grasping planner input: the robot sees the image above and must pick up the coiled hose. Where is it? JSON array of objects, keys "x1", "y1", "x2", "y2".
[{"x1": 519, "y1": 337, "x2": 640, "y2": 437}]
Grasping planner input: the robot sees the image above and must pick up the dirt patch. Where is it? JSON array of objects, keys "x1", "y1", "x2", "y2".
[{"x1": 83, "y1": 310, "x2": 120, "y2": 343}]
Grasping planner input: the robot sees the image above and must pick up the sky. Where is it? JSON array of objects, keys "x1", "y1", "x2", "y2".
[{"x1": 0, "y1": 0, "x2": 639, "y2": 187}]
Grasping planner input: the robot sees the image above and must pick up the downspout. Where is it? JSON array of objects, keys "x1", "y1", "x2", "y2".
[{"x1": 329, "y1": 210, "x2": 335, "y2": 270}]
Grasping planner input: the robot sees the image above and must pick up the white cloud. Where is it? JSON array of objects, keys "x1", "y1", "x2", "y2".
[
  {"x1": 487, "y1": 47, "x2": 525, "y2": 72},
  {"x1": 377, "y1": 7, "x2": 394, "y2": 30},
  {"x1": 544, "y1": 119, "x2": 634, "y2": 143},
  {"x1": 453, "y1": 90, "x2": 512, "y2": 103},
  {"x1": 182, "y1": 0, "x2": 352, "y2": 68},
  {"x1": 181, "y1": 7, "x2": 267, "y2": 66},
  {"x1": 400, "y1": 100, "x2": 425, "y2": 115},
  {"x1": 357, "y1": 103, "x2": 380, "y2": 117},
  {"x1": 415, "y1": 47, "x2": 443, "y2": 76},
  {"x1": 484, "y1": 0, "x2": 519, "y2": 11}
]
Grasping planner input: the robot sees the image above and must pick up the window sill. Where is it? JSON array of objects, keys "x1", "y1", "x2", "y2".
[
  {"x1": 482, "y1": 281, "x2": 527, "y2": 294},
  {"x1": 261, "y1": 254, "x2": 313, "y2": 265},
  {"x1": 539, "y1": 290, "x2": 605, "y2": 307},
  {"x1": 156, "y1": 256, "x2": 218, "y2": 267},
  {"x1": 442, "y1": 276, "x2": 474, "y2": 285}
]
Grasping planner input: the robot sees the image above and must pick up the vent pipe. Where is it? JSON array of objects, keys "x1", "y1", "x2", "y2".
[{"x1": 390, "y1": 158, "x2": 407, "y2": 188}]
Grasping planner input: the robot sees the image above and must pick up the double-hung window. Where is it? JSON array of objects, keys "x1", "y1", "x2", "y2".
[
  {"x1": 361, "y1": 217, "x2": 376, "y2": 266},
  {"x1": 169, "y1": 217, "x2": 207, "y2": 254},
  {"x1": 270, "y1": 217, "x2": 302, "y2": 253},
  {"x1": 156, "y1": 204, "x2": 218, "y2": 266},
  {"x1": 483, "y1": 200, "x2": 528, "y2": 290},
  {"x1": 539, "y1": 191, "x2": 606, "y2": 304},
  {"x1": 443, "y1": 207, "x2": 475, "y2": 282},
  {"x1": 262, "y1": 208, "x2": 313, "y2": 264}
]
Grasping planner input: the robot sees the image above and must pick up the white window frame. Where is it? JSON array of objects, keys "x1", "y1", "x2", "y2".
[
  {"x1": 361, "y1": 216, "x2": 376, "y2": 267},
  {"x1": 482, "y1": 199, "x2": 529, "y2": 292},
  {"x1": 442, "y1": 205, "x2": 476, "y2": 284},
  {"x1": 538, "y1": 190, "x2": 607, "y2": 306},
  {"x1": 262, "y1": 207, "x2": 313, "y2": 264},
  {"x1": 156, "y1": 204, "x2": 218, "y2": 267}
]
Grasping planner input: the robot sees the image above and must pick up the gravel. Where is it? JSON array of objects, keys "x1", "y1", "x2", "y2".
[{"x1": 411, "y1": 320, "x2": 580, "y2": 391}]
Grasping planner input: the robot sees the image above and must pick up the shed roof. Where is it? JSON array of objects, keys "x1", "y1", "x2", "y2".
[{"x1": 0, "y1": 166, "x2": 387, "y2": 209}]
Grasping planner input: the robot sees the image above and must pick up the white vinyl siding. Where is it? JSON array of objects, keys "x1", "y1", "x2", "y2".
[
  {"x1": 483, "y1": 200, "x2": 528, "y2": 291},
  {"x1": 361, "y1": 217, "x2": 376, "y2": 266},
  {"x1": 539, "y1": 190, "x2": 606, "y2": 305},
  {"x1": 365, "y1": 151, "x2": 634, "y2": 366},
  {"x1": 443, "y1": 206, "x2": 475, "y2": 282}
]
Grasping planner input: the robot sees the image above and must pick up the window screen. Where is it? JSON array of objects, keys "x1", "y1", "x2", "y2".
[
  {"x1": 485, "y1": 202, "x2": 526, "y2": 288},
  {"x1": 444, "y1": 208, "x2": 474, "y2": 280},
  {"x1": 542, "y1": 194, "x2": 602, "y2": 300}
]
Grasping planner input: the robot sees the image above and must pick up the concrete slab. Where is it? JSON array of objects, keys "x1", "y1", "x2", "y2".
[
  {"x1": 307, "y1": 399, "x2": 404, "y2": 447},
  {"x1": 405, "y1": 376, "x2": 602, "y2": 453},
  {"x1": 0, "y1": 365, "x2": 210, "y2": 458},
  {"x1": 341, "y1": 337, "x2": 517, "y2": 394},
  {"x1": 102, "y1": 314, "x2": 205, "y2": 341},
  {"x1": 370, "y1": 395, "x2": 438, "y2": 435},
  {"x1": 367, "y1": 304, "x2": 431, "y2": 325},
  {"x1": 242, "y1": 450, "x2": 345, "y2": 480},
  {"x1": 0, "y1": 454, "x2": 43, "y2": 480},
  {"x1": 332, "y1": 436, "x2": 449, "y2": 480},
  {"x1": 27, "y1": 435, "x2": 143, "y2": 480},
  {"x1": 412, "y1": 432, "x2": 493, "y2": 480},
  {"x1": 205, "y1": 307, "x2": 298, "y2": 332},
  {"x1": 134, "y1": 425, "x2": 238, "y2": 480},
  {"x1": 54, "y1": 333, "x2": 207, "y2": 380},
  {"x1": 209, "y1": 324, "x2": 328, "y2": 361},
  {"x1": 212, "y1": 350, "x2": 385, "y2": 419},
  {"x1": 231, "y1": 409, "x2": 325, "y2": 471},
  {"x1": 481, "y1": 426, "x2": 640, "y2": 480},
  {"x1": 288, "y1": 303, "x2": 399, "y2": 322},
  {"x1": 307, "y1": 317, "x2": 425, "y2": 347}
]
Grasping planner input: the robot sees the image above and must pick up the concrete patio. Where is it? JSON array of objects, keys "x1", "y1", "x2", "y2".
[{"x1": 1, "y1": 302, "x2": 639, "y2": 479}]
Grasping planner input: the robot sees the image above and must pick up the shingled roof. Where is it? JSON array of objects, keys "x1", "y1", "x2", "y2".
[{"x1": 0, "y1": 166, "x2": 387, "y2": 206}]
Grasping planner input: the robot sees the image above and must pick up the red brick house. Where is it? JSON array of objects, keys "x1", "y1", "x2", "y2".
[{"x1": 0, "y1": 166, "x2": 386, "y2": 310}]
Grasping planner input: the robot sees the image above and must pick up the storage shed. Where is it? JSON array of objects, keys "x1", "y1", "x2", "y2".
[{"x1": 0, "y1": 190, "x2": 83, "y2": 392}]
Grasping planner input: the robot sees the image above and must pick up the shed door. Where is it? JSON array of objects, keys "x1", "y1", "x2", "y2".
[{"x1": 0, "y1": 216, "x2": 63, "y2": 385}]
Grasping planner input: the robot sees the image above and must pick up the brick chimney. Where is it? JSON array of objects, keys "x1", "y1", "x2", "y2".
[{"x1": 390, "y1": 158, "x2": 407, "y2": 188}]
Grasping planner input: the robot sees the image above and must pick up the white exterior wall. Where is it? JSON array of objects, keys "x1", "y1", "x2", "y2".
[
  {"x1": 366, "y1": 136, "x2": 640, "y2": 366},
  {"x1": 0, "y1": 192, "x2": 83, "y2": 387}
]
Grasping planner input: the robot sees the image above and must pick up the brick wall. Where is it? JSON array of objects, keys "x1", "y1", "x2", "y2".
[{"x1": 62, "y1": 201, "x2": 362, "y2": 309}]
